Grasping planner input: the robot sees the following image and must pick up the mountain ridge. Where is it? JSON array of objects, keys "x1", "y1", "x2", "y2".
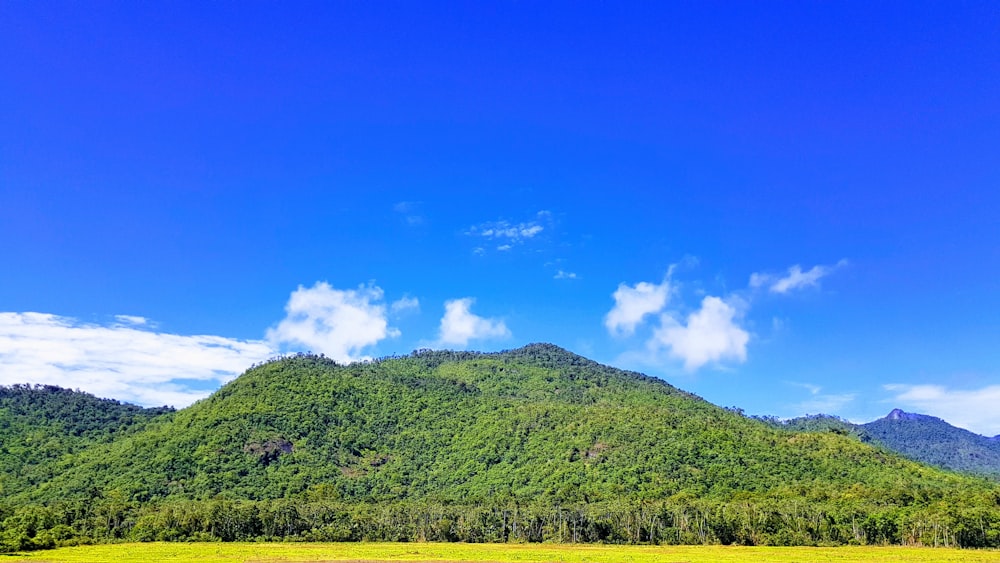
[
  {"x1": 3, "y1": 344, "x2": 1000, "y2": 549},
  {"x1": 776, "y1": 407, "x2": 1000, "y2": 479},
  {"x1": 862, "y1": 407, "x2": 1000, "y2": 478}
]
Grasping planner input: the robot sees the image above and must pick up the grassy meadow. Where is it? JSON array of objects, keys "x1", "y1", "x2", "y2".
[{"x1": 5, "y1": 542, "x2": 1000, "y2": 563}]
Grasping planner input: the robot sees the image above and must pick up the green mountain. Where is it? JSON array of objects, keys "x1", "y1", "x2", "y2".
[
  {"x1": 775, "y1": 410, "x2": 1000, "y2": 479},
  {"x1": 13, "y1": 345, "x2": 970, "y2": 504},
  {"x1": 862, "y1": 409, "x2": 1000, "y2": 479},
  {"x1": 0, "y1": 384, "x2": 173, "y2": 496},
  {"x1": 3, "y1": 345, "x2": 1000, "y2": 549}
]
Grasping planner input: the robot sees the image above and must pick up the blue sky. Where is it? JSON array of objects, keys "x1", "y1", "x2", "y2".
[{"x1": 2, "y1": 3, "x2": 999, "y2": 433}]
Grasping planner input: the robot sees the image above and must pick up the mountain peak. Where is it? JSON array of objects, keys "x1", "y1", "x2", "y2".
[
  {"x1": 864, "y1": 408, "x2": 1000, "y2": 477},
  {"x1": 885, "y1": 408, "x2": 933, "y2": 422}
]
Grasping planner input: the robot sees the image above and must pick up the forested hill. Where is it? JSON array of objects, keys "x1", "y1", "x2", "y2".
[
  {"x1": 5, "y1": 345, "x2": 992, "y2": 503},
  {"x1": 12, "y1": 344, "x2": 976, "y2": 504},
  {"x1": 862, "y1": 409, "x2": 1000, "y2": 478},
  {"x1": 0, "y1": 384, "x2": 173, "y2": 436},
  {"x1": 776, "y1": 410, "x2": 1000, "y2": 479},
  {"x1": 3, "y1": 344, "x2": 1000, "y2": 549},
  {"x1": 0, "y1": 385, "x2": 173, "y2": 497}
]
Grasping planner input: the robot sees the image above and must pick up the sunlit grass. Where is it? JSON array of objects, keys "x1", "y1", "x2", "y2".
[{"x1": 6, "y1": 542, "x2": 1000, "y2": 563}]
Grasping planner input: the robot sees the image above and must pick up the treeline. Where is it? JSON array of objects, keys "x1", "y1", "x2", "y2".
[
  {"x1": 4, "y1": 497, "x2": 1000, "y2": 552},
  {"x1": 5, "y1": 347, "x2": 1000, "y2": 553},
  {"x1": 0, "y1": 384, "x2": 173, "y2": 435}
]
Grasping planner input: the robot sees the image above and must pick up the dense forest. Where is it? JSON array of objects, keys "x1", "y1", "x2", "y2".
[
  {"x1": 0, "y1": 384, "x2": 173, "y2": 499},
  {"x1": 3, "y1": 344, "x2": 1000, "y2": 551},
  {"x1": 863, "y1": 410, "x2": 1000, "y2": 478},
  {"x1": 771, "y1": 411, "x2": 1000, "y2": 479}
]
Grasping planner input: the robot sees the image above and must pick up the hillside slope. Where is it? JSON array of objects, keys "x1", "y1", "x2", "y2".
[
  {"x1": 16, "y1": 345, "x2": 982, "y2": 505},
  {"x1": 862, "y1": 409, "x2": 1000, "y2": 478},
  {"x1": 0, "y1": 385, "x2": 173, "y2": 495},
  {"x1": 776, "y1": 409, "x2": 1000, "y2": 479},
  {"x1": 3, "y1": 345, "x2": 999, "y2": 549}
]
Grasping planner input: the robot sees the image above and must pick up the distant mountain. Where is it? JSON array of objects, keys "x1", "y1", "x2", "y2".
[
  {"x1": 2, "y1": 345, "x2": 999, "y2": 549},
  {"x1": 775, "y1": 408, "x2": 1000, "y2": 479},
  {"x1": 861, "y1": 409, "x2": 1000, "y2": 479}
]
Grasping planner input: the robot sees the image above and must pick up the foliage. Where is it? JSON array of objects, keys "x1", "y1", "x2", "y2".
[
  {"x1": 862, "y1": 411, "x2": 1000, "y2": 479},
  {"x1": 773, "y1": 410, "x2": 1000, "y2": 479},
  {"x1": 0, "y1": 385, "x2": 172, "y2": 499},
  {"x1": 3, "y1": 344, "x2": 1000, "y2": 550}
]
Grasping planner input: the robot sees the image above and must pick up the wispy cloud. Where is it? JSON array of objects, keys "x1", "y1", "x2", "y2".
[
  {"x1": 786, "y1": 382, "x2": 856, "y2": 415},
  {"x1": 113, "y1": 315, "x2": 149, "y2": 326},
  {"x1": 465, "y1": 211, "x2": 551, "y2": 253},
  {"x1": 884, "y1": 383, "x2": 1000, "y2": 436},
  {"x1": 554, "y1": 270, "x2": 578, "y2": 280},
  {"x1": 437, "y1": 298, "x2": 510, "y2": 348},
  {"x1": 796, "y1": 393, "x2": 856, "y2": 415},
  {"x1": 266, "y1": 281, "x2": 399, "y2": 363},
  {"x1": 477, "y1": 224, "x2": 543, "y2": 239},
  {"x1": 393, "y1": 201, "x2": 424, "y2": 226},
  {"x1": 0, "y1": 312, "x2": 273, "y2": 408},
  {"x1": 390, "y1": 296, "x2": 420, "y2": 315},
  {"x1": 750, "y1": 260, "x2": 847, "y2": 294}
]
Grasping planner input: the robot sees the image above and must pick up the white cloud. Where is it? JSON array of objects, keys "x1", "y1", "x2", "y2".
[
  {"x1": 266, "y1": 282, "x2": 399, "y2": 362},
  {"x1": 478, "y1": 224, "x2": 543, "y2": 239},
  {"x1": 649, "y1": 296, "x2": 750, "y2": 371},
  {"x1": 605, "y1": 267, "x2": 749, "y2": 371},
  {"x1": 437, "y1": 298, "x2": 510, "y2": 348},
  {"x1": 517, "y1": 225, "x2": 544, "y2": 238},
  {"x1": 0, "y1": 281, "x2": 417, "y2": 408},
  {"x1": 609, "y1": 259, "x2": 844, "y2": 373},
  {"x1": 465, "y1": 211, "x2": 551, "y2": 254},
  {"x1": 0, "y1": 312, "x2": 273, "y2": 408},
  {"x1": 554, "y1": 270, "x2": 578, "y2": 280},
  {"x1": 750, "y1": 260, "x2": 847, "y2": 294},
  {"x1": 114, "y1": 315, "x2": 148, "y2": 326},
  {"x1": 605, "y1": 277, "x2": 671, "y2": 336},
  {"x1": 771, "y1": 265, "x2": 829, "y2": 293},
  {"x1": 884, "y1": 383, "x2": 1000, "y2": 436},
  {"x1": 390, "y1": 296, "x2": 420, "y2": 314},
  {"x1": 786, "y1": 382, "x2": 856, "y2": 415}
]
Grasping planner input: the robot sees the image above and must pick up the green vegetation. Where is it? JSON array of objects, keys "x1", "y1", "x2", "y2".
[
  {"x1": 0, "y1": 384, "x2": 173, "y2": 497},
  {"x1": 772, "y1": 411, "x2": 1000, "y2": 479},
  {"x1": 3, "y1": 344, "x2": 1000, "y2": 551},
  {"x1": 6, "y1": 541, "x2": 1000, "y2": 563},
  {"x1": 863, "y1": 410, "x2": 1000, "y2": 479},
  {"x1": 766, "y1": 413, "x2": 860, "y2": 436}
]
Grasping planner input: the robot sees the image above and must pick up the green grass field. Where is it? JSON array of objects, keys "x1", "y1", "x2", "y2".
[{"x1": 5, "y1": 542, "x2": 1000, "y2": 563}]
